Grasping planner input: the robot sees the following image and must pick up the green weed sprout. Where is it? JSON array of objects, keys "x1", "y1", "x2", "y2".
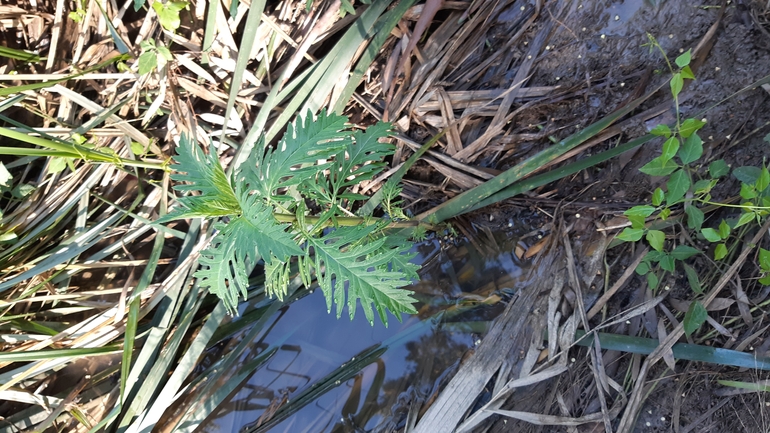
[
  {"x1": 616, "y1": 35, "x2": 770, "y2": 336},
  {"x1": 138, "y1": 39, "x2": 173, "y2": 76}
]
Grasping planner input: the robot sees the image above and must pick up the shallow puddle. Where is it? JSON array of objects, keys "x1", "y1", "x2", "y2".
[{"x1": 181, "y1": 233, "x2": 530, "y2": 432}]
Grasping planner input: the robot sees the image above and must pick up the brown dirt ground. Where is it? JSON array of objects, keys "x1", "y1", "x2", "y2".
[{"x1": 443, "y1": 0, "x2": 770, "y2": 432}]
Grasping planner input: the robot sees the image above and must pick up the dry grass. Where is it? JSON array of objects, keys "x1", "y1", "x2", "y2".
[{"x1": 1, "y1": 0, "x2": 770, "y2": 431}]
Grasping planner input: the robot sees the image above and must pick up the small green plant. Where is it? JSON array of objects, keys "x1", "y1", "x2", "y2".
[
  {"x1": 759, "y1": 248, "x2": 770, "y2": 285},
  {"x1": 68, "y1": 0, "x2": 87, "y2": 23},
  {"x1": 0, "y1": 161, "x2": 34, "y2": 242},
  {"x1": 617, "y1": 35, "x2": 770, "y2": 336},
  {"x1": 137, "y1": 39, "x2": 172, "y2": 75},
  {"x1": 152, "y1": 0, "x2": 188, "y2": 31},
  {"x1": 159, "y1": 110, "x2": 420, "y2": 325}
]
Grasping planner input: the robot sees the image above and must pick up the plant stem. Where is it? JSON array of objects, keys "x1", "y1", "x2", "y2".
[
  {"x1": 0, "y1": 145, "x2": 168, "y2": 170},
  {"x1": 696, "y1": 198, "x2": 770, "y2": 211},
  {"x1": 273, "y1": 212, "x2": 434, "y2": 231}
]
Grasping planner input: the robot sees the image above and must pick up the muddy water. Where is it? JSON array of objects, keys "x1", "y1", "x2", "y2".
[
  {"x1": 597, "y1": 0, "x2": 650, "y2": 37},
  {"x1": 195, "y1": 235, "x2": 528, "y2": 432}
]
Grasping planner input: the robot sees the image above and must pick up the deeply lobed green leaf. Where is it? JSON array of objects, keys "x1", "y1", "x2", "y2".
[
  {"x1": 336, "y1": 122, "x2": 394, "y2": 189},
  {"x1": 160, "y1": 137, "x2": 240, "y2": 222},
  {"x1": 304, "y1": 224, "x2": 418, "y2": 326},
  {"x1": 300, "y1": 121, "x2": 394, "y2": 217},
  {"x1": 196, "y1": 201, "x2": 301, "y2": 313},
  {"x1": 244, "y1": 111, "x2": 347, "y2": 206}
]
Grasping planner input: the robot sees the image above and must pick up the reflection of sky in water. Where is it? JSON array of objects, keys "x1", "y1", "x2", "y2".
[
  {"x1": 198, "y1": 236, "x2": 527, "y2": 432},
  {"x1": 203, "y1": 292, "x2": 431, "y2": 432}
]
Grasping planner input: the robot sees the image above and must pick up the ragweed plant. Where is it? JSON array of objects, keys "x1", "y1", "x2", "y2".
[{"x1": 159, "y1": 110, "x2": 420, "y2": 325}]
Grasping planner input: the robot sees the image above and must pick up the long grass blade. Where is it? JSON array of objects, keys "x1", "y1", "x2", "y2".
[
  {"x1": 233, "y1": 62, "x2": 321, "y2": 169},
  {"x1": 118, "y1": 304, "x2": 197, "y2": 429},
  {"x1": 120, "y1": 229, "x2": 166, "y2": 406},
  {"x1": 0, "y1": 212, "x2": 122, "y2": 293},
  {"x1": 0, "y1": 46, "x2": 42, "y2": 62},
  {"x1": 117, "y1": 236, "x2": 202, "y2": 430},
  {"x1": 234, "y1": 0, "x2": 398, "y2": 171},
  {"x1": 296, "y1": 1, "x2": 394, "y2": 119},
  {"x1": 575, "y1": 330, "x2": 770, "y2": 370},
  {"x1": 93, "y1": 0, "x2": 131, "y2": 54},
  {"x1": 716, "y1": 380, "x2": 770, "y2": 392},
  {"x1": 0, "y1": 54, "x2": 130, "y2": 96},
  {"x1": 331, "y1": 0, "x2": 417, "y2": 115},
  {"x1": 0, "y1": 345, "x2": 121, "y2": 362},
  {"x1": 201, "y1": 0, "x2": 219, "y2": 65},
  {"x1": 120, "y1": 298, "x2": 140, "y2": 405},
  {"x1": 130, "y1": 301, "x2": 227, "y2": 431},
  {"x1": 419, "y1": 95, "x2": 652, "y2": 223},
  {"x1": 265, "y1": 1, "x2": 394, "y2": 145},
  {"x1": 221, "y1": 0, "x2": 266, "y2": 136},
  {"x1": 0, "y1": 95, "x2": 25, "y2": 113},
  {"x1": 463, "y1": 133, "x2": 656, "y2": 215}
]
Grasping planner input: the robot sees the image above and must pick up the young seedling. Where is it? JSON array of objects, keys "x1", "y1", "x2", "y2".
[
  {"x1": 137, "y1": 39, "x2": 173, "y2": 76},
  {"x1": 616, "y1": 35, "x2": 770, "y2": 336}
]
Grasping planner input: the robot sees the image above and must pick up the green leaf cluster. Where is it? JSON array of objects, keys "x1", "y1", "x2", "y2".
[
  {"x1": 138, "y1": 39, "x2": 173, "y2": 76},
  {"x1": 161, "y1": 110, "x2": 419, "y2": 325},
  {"x1": 617, "y1": 37, "x2": 770, "y2": 337},
  {"x1": 152, "y1": 1, "x2": 188, "y2": 31},
  {"x1": 618, "y1": 38, "x2": 767, "y2": 287},
  {"x1": 634, "y1": 245, "x2": 700, "y2": 292}
]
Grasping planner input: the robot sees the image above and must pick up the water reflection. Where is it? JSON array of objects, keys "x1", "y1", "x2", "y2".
[{"x1": 195, "y1": 234, "x2": 528, "y2": 432}]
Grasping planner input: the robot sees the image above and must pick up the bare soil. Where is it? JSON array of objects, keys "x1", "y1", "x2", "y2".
[{"x1": 446, "y1": 0, "x2": 770, "y2": 431}]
